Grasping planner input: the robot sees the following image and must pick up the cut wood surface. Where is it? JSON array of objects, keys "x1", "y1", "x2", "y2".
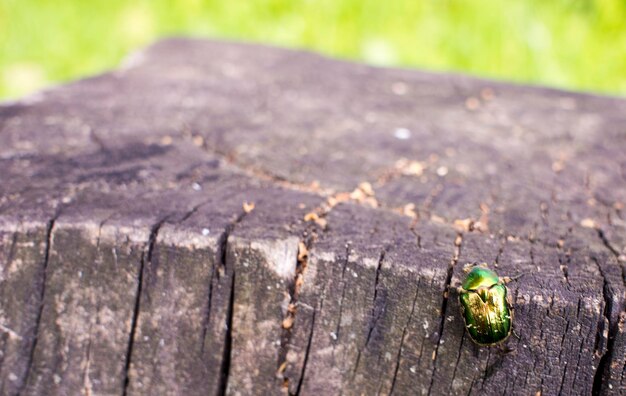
[{"x1": 0, "y1": 38, "x2": 624, "y2": 395}]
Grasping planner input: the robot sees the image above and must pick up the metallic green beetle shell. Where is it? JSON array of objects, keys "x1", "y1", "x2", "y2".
[{"x1": 459, "y1": 266, "x2": 512, "y2": 346}]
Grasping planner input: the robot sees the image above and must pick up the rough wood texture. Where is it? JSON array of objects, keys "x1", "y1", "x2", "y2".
[{"x1": 0, "y1": 38, "x2": 624, "y2": 395}]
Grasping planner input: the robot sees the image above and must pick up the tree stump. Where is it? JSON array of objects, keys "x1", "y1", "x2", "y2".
[{"x1": 0, "y1": 39, "x2": 624, "y2": 395}]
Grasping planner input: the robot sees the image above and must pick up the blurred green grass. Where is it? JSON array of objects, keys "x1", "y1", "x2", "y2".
[{"x1": 1, "y1": 0, "x2": 625, "y2": 99}]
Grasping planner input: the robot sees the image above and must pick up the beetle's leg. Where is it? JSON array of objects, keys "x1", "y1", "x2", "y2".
[
  {"x1": 512, "y1": 329, "x2": 521, "y2": 340},
  {"x1": 498, "y1": 343, "x2": 516, "y2": 355},
  {"x1": 502, "y1": 272, "x2": 526, "y2": 284}
]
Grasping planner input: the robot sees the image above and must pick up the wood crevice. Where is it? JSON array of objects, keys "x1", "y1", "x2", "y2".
[
  {"x1": 278, "y1": 231, "x2": 314, "y2": 392},
  {"x1": 333, "y1": 244, "x2": 352, "y2": 349},
  {"x1": 389, "y1": 277, "x2": 421, "y2": 395},
  {"x1": 366, "y1": 248, "x2": 388, "y2": 346},
  {"x1": 591, "y1": 256, "x2": 619, "y2": 396},
  {"x1": 18, "y1": 216, "x2": 56, "y2": 395},
  {"x1": 294, "y1": 306, "x2": 317, "y2": 396},
  {"x1": 122, "y1": 214, "x2": 169, "y2": 396},
  {"x1": 217, "y1": 207, "x2": 250, "y2": 396},
  {"x1": 427, "y1": 232, "x2": 463, "y2": 395},
  {"x1": 351, "y1": 246, "x2": 388, "y2": 379}
]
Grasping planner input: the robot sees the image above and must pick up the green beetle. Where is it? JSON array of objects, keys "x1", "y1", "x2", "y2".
[{"x1": 457, "y1": 265, "x2": 513, "y2": 346}]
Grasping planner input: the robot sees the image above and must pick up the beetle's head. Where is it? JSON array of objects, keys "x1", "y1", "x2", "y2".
[{"x1": 462, "y1": 266, "x2": 499, "y2": 291}]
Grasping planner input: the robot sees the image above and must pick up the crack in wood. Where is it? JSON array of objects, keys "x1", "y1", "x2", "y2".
[
  {"x1": 178, "y1": 197, "x2": 217, "y2": 225},
  {"x1": 294, "y1": 307, "x2": 317, "y2": 396},
  {"x1": 449, "y1": 332, "x2": 466, "y2": 393},
  {"x1": 82, "y1": 322, "x2": 94, "y2": 396},
  {"x1": 352, "y1": 247, "x2": 388, "y2": 378},
  {"x1": 197, "y1": 138, "x2": 331, "y2": 198},
  {"x1": 427, "y1": 232, "x2": 462, "y2": 396},
  {"x1": 216, "y1": 208, "x2": 250, "y2": 396},
  {"x1": 194, "y1": 203, "x2": 249, "y2": 357},
  {"x1": 389, "y1": 277, "x2": 421, "y2": 395},
  {"x1": 557, "y1": 317, "x2": 572, "y2": 395},
  {"x1": 591, "y1": 256, "x2": 619, "y2": 396},
  {"x1": 409, "y1": 225, "x2": 422, "y2": 250},
  {"x1": 292, "y1": 263, "x2": 329, "y2": 396},
  {"x1": 18, "y1": 217, "x2": 56, "y2": 396},
  {"x1": 192, "y1": 133, "x2": 518, "y2": 245},
  {"x1": 572, "y1": 310, "x2": 591, "y2": 393},
  {"x1": 278, "y1": 233, "x2": 314, "y2": 391},
  {"x1": 333, "y1": 244, "x2": 352, "y2": 357},
  {"x1": 364, "y1": 248, "x2": 388, "y2": 348},
  {"x1": 122, "y1": 215, "x2": 169, "y2": 396},
  {"x1": 596, "y1": 227, "x2": 622, "y2": 261},
  {"x1": 219, "y1": 272, "x2": 236, "y2": 396}
]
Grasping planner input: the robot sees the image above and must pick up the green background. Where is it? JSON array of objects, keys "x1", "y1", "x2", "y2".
[{"x1": 1, "y1": 0, "x2": 625, "y2": 100}]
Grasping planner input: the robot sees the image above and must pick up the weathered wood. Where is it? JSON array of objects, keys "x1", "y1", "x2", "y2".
[{"x1": 0, "y1": 38, "x2": 624, "y2": 395}]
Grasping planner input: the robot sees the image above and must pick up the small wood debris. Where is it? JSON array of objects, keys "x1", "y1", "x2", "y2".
[
  {"x1": 0, "y1": 323, "x2": 23, "y2": 340},
  {"x1": 430, "y1": 214, "x2": 446, "y2": 224},
  {"x1": 297, "y1": 242, "x2": 309, "y2": 263},
  {"x1": 192, "y1": 135, "x2": 204, "y2": 147},
  {"x1": 328, "y1": 192, "x2": 351, "y2": 207},
  {"x1": 454, "y1": 218, "x2": 474, "y2": 232},
  {"x1": 473, "y1": 220, "x2": 488, "y2": 232},
  {"x1": 358, "y1": 182, "x2": 374, "y2": 196},
  {"x1": 295, "y1": 274, "x2": 304, "y2": 290},
  {"x1": 395, "y1": 158, "x2": 425, "y2": 176},
  {"x1": 402, "y1": 203, "x2": 417, "y2": 218},
  {"x1": 276, "y1": 361, "x2": 287, "y2": 376},
  {"x1": 282, "y1": 315, "x2": 295, "y2": 330},
  {"x1": 476, "y1": 203, "x2": 490, "y2": 232},
  {"x1": 348, "y1": 182, "x2": 378, "y2": 208},
  {"x1": 314, "y1": 217, "x2": 327, "y2": 228},
  {"x1": 349, "y1": 188, "x2": 367, "y2": 201},
  {"x1": 552, "y1": 160, "x2": 565, "y2": 173},
  {"x1": 465, "y1": 97, "x2": 480, "y2": 110},
  {"x1": 304, "y1": 211, "x2": 327, "y2": 228},
  {"x1": 243, "y1": 201, "x2": 255, "y2": 213},
  {"x1": 580, "y1": 218, "x2": 597, "y2": 229},
  {"x1": 304, "y1": 212, "x2": 319, "y2": 222}
]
